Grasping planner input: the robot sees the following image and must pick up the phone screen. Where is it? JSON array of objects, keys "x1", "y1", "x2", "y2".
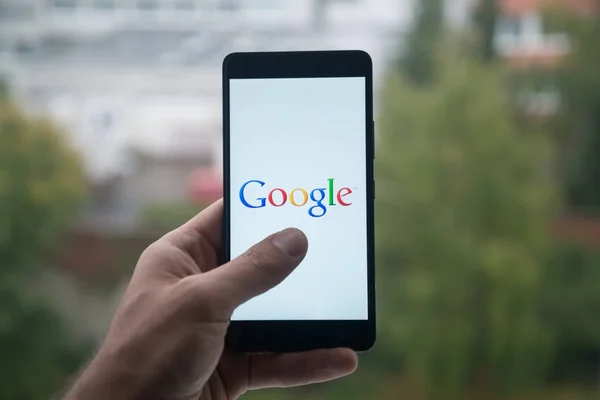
[{"x1": 229, "y1": 77, "x2": 368, "y2": 321}]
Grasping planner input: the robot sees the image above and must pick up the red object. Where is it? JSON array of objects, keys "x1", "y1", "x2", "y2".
[
  {"x1": 189, "y1": 168, "x2": 223, "y2": 204},
  {"x1": 505, "y1": 51, "x2": 564, "y2": 69},
  {"x1": 498, "y1": 0, "x2": 598, "y2": 16},
  {"x1": 551, "y1": 214, "x2": 600, "y2": 248}
]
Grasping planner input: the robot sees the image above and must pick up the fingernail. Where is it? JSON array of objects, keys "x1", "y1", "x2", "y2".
[{"x1": 272, "y1": 228, "x2": 307, "y2": 257}]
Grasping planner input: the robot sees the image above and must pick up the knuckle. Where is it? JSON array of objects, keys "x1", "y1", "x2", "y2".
[
  {"x1": 139, "y1": 239, "x2": 191, "y2": 271},
  {"x1": 173, "y1": 278, "x2": 233, "y2": 322},
  {"x1": 139, "y1": 241, "x2": 161, "y2": 262},
  {"x1": 139, "y1": 239, "x2": 171, "y2": 264}
]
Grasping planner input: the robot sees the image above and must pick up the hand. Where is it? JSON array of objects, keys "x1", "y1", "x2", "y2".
[{"x1": 65, "y1": 200, "x2": 358, "y2": 400}]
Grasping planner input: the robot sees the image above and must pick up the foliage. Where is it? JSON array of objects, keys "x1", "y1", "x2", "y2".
[
  {"x1": 376, "y1": 47, "x2": 558, "y2": 399},
  {"x1": 246, "y1": 6, "x2": 600, "y2": 400},
  {"x1": 0, "y1": 80, "x2": 7, "y2": 100},
  {"x1": 0, "y1": 101, "x2": 85, "y2": 273},
  {"x1": 397, "y1": 0, "x2": 444, "y2": 86},
  {"x1": 239, "y1": 365, "x2": 399, "y2": 400},
  {"x1": 473, "y1": 0, "x2": 499, "y2": 62},
  {"x1": 543, "y1": 242, "x2": 600, "y2": 348},
  {"x1": 544, "y1": 6, "x2": 600, "y2": 209},
  {"x1": 541, "y1": 241, "x2": 600, "y2": 384},
  {"x1": 140, "y1": 202, "x2": 206, "y2": 232},
  {"x1": 506, "y1": 7, "x2": 600, "y2": 383},
  {"x1": 0, "y1": 98, "x2": 87, "y2": 399}
]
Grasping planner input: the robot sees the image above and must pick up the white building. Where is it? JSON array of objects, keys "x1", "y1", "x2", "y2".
[
  {"x1": 0, "y1": 0, "x2": 410, "y2": 183},
  {"x1": 0, "y1": 0, "x2": 412, "y2": 232}
]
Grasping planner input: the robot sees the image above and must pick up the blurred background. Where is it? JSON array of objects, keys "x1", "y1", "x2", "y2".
[{"x1": 1, "y1": 0, "x2": 600, "y2": 399}]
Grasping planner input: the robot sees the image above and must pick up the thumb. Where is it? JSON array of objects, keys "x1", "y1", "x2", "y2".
[{"x1": 206, "y1": 228, "x2": 308, "y2": 310}]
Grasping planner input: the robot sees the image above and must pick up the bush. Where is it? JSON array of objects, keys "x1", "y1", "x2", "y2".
[
  {"x1": 376, "y1": 48, "x2": 558, "y2": 399},
  {"x1": 0, "y1": 96, "x2": 87, "y2": 399},
  {"x1": 140, "y1": 202, "x2": 206, "y2": 232},
  {"x1": 542, "y1": 241, "x2": 600, "y2": 384}
]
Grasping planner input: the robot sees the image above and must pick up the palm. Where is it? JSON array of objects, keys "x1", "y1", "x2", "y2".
[
  {"x1": 143, "y1": 221, "x2": 239, "y2": 400},
  {"x1": 169, "y1": 226, "x2": 253, "y2": 400}
]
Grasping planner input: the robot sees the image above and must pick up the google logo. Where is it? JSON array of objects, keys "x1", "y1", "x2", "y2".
[{"x1": 239, "y1": 178, "x2": 353, "y2": 218}]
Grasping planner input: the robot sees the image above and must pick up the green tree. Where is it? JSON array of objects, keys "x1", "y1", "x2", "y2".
[
  {"x1": 473, "y1": 0, "x2": 499, "y2": 62},
  {"x1": 541, "y1": 242, "x2": 600, "y2": 384},
  {"x1": 546, "y1": 7, "x2": 600, "y2": 210},
  {"x1": 0, "y1": 80, "x2": 7, "y2": 100},
  {"x1": 0, "y1": 95, "x2": 87, "y2": 399},
  {"x1": 398, "y1": 0, "x2": 444, "y2": 85},
  {"x1": 377, "y1": 48, "x2": 558, "y2": 399}
]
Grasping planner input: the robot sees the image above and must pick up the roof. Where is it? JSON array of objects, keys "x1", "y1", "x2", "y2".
[
  {"x1": 504, "y1": 48, "x2": 565, "y2": 68},
  {"x1": 498, "y1": 0, "x2": 598, "y2": 15},
  {"x1": 552, "y1": 214, "x2": 600, "y2": 248}
]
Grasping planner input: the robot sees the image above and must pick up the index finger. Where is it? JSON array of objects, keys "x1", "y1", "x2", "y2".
[{"x1": 166, "y1": 198, "x2": 224, "y2": 254}]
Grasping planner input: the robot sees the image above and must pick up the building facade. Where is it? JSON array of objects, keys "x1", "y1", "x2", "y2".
[
  {"x1": 0, "y1": 0, "x2": 410, "y2": 231},
  {"x1": 493, "y1": 0, "x2": 597, "y2": 115}
]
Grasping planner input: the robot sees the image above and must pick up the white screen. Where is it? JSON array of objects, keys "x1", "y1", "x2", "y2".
[{"x1": 229, "y1": 77, "x2": 368, "y2": 321}]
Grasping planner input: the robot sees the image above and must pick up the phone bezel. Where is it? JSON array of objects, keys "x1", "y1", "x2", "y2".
[{"x1": 222, "y1": 50, "x2": 375, "y2": 353}]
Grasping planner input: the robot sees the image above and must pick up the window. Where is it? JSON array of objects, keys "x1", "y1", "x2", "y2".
[
  {"x1": 99, "y1": 112, "x2": 114, "y2": 131},
  {"x1": 218, "y1": 0, "x2": 239, "y2": 11},
  {"x1": 91, "y1": 111, "x2": 115, "y2": 138},
  {"x1": 0, "y1": 3, "x2": 35, "y2": 18},
  {"x1": 247, "y1": 0, "x2": 279, "y2": 9},
  {"x1": 93, "y1": 0, "x2": 115, "y2": 9},
  {"x1": 16, "y1": 41, "x2": 35, "y2": 56},
  {"x1": 517, "y1": 88, "x2": 561, "y2": 116},
  {"x1": 52, "y1": 0, "x2": 78, "y2": 8},
  {"x1": 138, "y1": 0, "x2": 158, "y2": 10},
  {"x1": 497, "y1": 16, "x2": 522, "y2": 37},
  {"x1": 175, "y1": 0, "x2": 196, "y2": 10}
]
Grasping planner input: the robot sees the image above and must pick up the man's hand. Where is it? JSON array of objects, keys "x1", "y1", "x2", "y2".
[{"x1": 65, "y1": 200, "x2": 358, "y2": 400}]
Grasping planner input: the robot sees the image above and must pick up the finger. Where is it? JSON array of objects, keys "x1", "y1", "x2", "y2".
[
  {"x1": 175, "y1": 198, "x2": 223, "y2": 249},
  {"x1": 248, "y1": 348, "x2": 358, "y2": 390},
  {"x1": 162, "y1": 200, "x2": 223, "y2": 269},
  {"x1": 201, "y1": 228, "x2": 308, "y2": 309}
]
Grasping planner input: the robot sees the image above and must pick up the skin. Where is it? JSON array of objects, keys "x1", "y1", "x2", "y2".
[{"x1": 64, "y1": 199, "x2": 358, "y2": 400}]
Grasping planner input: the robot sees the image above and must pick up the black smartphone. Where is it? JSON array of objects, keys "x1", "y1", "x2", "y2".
[{"x1": 222, "y1": 50, "x2": 375, "y2": 353}]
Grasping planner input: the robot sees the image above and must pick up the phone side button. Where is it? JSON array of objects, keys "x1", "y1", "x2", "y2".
[
  {"x1": 373, "y1": 180, "x2": 376, "y2": 199},
  {"x1": 372, "y1": 120, "x2": 375, "y2": 159}
]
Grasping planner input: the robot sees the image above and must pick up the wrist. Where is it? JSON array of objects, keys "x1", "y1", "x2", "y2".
[{"x1": 64, "y1": 349, "x2": 144, "y2": 400}]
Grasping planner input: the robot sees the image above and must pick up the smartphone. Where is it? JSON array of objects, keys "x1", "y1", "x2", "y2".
[{"x1": 222, "y1": 50, "x2": 375, "y2": 353}]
